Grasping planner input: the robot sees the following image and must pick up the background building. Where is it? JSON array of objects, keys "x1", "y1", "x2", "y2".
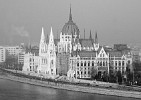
[
  {"x1": 4, "y1": 46, "x2": 23, "y2": 56},
  {"x1": 0, "y1": 46, "x2": 6, "y2": 63}
]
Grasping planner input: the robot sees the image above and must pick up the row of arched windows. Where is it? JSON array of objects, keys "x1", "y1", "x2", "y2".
[
  {"x1": 111, "y1": 60, "x2": 125, "y2": 67},
  {"x1": 97, "y1": 61, "x2": 108, "y2": 67},
  {"x1": 77, "y1": 61, "x2": 95, "y2": 67}
]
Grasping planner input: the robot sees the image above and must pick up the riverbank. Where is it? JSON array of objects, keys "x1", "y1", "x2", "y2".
[{"x1": 0, "y1": 74, "x2": 141, "y2": 99}]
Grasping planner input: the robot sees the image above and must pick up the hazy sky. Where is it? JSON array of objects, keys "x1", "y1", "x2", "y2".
[{"x1": 0, "y1": 0, "x2": 141, "y2": 46}]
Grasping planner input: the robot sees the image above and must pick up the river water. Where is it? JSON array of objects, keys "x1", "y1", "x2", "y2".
[{"x1": 0, "y1": 78, "x2": 139, "y2": 100}]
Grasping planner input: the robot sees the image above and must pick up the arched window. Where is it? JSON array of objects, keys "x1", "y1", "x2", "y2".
[
  {"x1": 30, "y1": 66, "x2": 32, "y2": 71},
  {"x1": 122, "y1": 61, "x2": 124, "y2": 66},
  {"x1": 88, "y1": 61, "x2": 90, "y2": 66},
  {"x1": 97, "y1": 61, "x2": 99, "y2": 66},
  {"x1": 77, "y1": 62, "x2": 79, "y2": 66},
  {"x1": 77, "y1": 71, "x2": 79, "y2": 74},
  {"x1": 106, "y1": 61, "x2": 108, "y2": 66},
  {"x1": 84, "y1": 61, "x2": 86, "y2": 66},
  {"x1": 115, "y1": 61, "x2": 117, "y2": 66},
  {"x1": 119, "y1": 61, "x2": 121, "y2": 66},
  {"x1": 81, "y1": 62, "x2": 83, "y2": 66},
  {"x1": 30, "y1": 58, "x2": 32, "y2": 62},
  {"x1": 128, "y1": 60, "x2": 130, "y2": 64},
  {"x1": 100, "y1": 62, "x2": 102, "y2": 66},
  {"x1": 92, "y1": 61, "x2": 94, "y2": 66},
  {"x1": 103, "y1": 62, "x2": 105, "y2": 66},
  {"x1": 51, "y1": 60, "x2": 53, "y2": 65}
]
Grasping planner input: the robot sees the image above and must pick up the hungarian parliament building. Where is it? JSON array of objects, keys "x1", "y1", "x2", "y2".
[{"x1": 22, "y1": 8, "x2": 132, "y2": 79}]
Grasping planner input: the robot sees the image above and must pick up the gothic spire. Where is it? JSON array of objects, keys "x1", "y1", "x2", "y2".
[
  {"x1": 49, "y1": 27, "x2": 54, "y2": 43},
  {"x1": 89, "y1": 30, "x2": 92, "y2": 40},
  {"x1": 40, "y1": 27, "x2": 45, "y2": 43},
  {"x1": 69, "y1": 4, "x2": 72, "y2": 21},
  {"x1": 95, "y1": 31, "x2": 98, "y2": 43}
]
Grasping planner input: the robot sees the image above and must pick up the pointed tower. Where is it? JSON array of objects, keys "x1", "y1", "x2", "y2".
[
  {"x1": 38, "y1": 27, "x2": 48, "y2": 75},
  {"x1": 40, "y1": 27, "x2": 45, "y2": 43},
  {"x1": 49, "y1": 27, "x2": 54, "y2": 44},
  {"x1": 94, "y1": 31, "x2": 99, "y2": 51},
  {"x1": 39, "y1": 27, "x2": 47, "y2": 56},
  {"x1": 95, "y1": 32, "x2": 98, "y2": 44},
  {"x1": 61, "y1": 5, "x2": 80, "y2": 39},
  {"x1": 89, "y1": 30, "x2": 92, "y2": 40},
  {"x1": 69, "y1": 5, "x2": 72, "y2": 21},
  {"x1": 48, "y1": 27, "x2": 56, "y2": 75}
]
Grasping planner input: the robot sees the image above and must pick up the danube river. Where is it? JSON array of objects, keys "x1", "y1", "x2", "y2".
[{"x1": 0, "y1": 79, "x2": 139, "y2": 100}]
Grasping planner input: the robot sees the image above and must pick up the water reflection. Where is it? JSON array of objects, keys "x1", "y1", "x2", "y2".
[{"x1": 0, "y1": 79, "x2": 139, "y2": 100}]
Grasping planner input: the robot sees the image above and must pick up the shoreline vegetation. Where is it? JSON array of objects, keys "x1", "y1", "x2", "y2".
[{"x1": 0, "y1": 68, "x2": 141, "y2": 99}]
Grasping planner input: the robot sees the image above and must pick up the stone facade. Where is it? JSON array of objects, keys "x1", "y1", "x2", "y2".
[
  {"x1": 56, "y1": 53, "x2": 70, "y2": 75},
  {"x1": 22, "y1": 7, "x2": 132, "y2": 79},
  {"x1": 23, "y1": 28, "x2": 57, "y2": 76}
]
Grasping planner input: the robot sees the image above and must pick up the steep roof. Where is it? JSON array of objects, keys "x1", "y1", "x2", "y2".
[
  {"x1": 72, "y1": 50, "x2": 96, "y2": 57},
  {"x1": 79, "y1": 39, "x2": 94, "y2": 47},
  {"x1": 109, "y1": 50, "x2": 123, "y2": 57},
  {"x1": 78, "y1": 51, "x2": 96, "y2": 57}
]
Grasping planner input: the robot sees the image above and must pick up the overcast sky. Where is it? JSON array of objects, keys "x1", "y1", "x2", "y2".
[{"x1": 0, "y1": 0, "x2": 141, "y2": 47}]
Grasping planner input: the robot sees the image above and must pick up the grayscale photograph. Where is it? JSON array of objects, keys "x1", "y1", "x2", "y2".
[{"x1": 0, "y1": 0, "x2": 141, "y2": 100}]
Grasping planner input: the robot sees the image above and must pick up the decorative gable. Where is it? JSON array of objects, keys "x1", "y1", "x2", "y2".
[
  {"x1": 97, "y1": 47, "x2": 108, "y2": 58},
  {"x1": 121, "y1": 55, "x2": 126, "y2": 60}
]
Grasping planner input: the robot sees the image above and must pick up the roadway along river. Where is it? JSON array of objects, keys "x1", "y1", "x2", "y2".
[{"x1": 0, "y1": 78, "x2": 139, "y2": 100}]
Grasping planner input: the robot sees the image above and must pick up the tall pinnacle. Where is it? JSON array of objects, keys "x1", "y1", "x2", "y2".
[
  {"x1": 40, "y1": 27, "x2": 45, "y2": 43},
  {"x1": 69, "y1": 5, "x2": 72, "y2": 21},
  {"x1": 84, "y1": 29, "x2": 85, "y2": 39},
  {"x1": 89, "y1": 30, "x2": 92, "y2": 40},
  {"x1": 95, "y1": 31, "x2": 98, "y2": 44},
  {"x1": 49, "y1": 27, "x2": 54, "y2": 43}
]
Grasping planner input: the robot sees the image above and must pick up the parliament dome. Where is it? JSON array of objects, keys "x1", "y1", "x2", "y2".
[{"x1": 61, "y1": 7, "x2": 80, "y2": 38}]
